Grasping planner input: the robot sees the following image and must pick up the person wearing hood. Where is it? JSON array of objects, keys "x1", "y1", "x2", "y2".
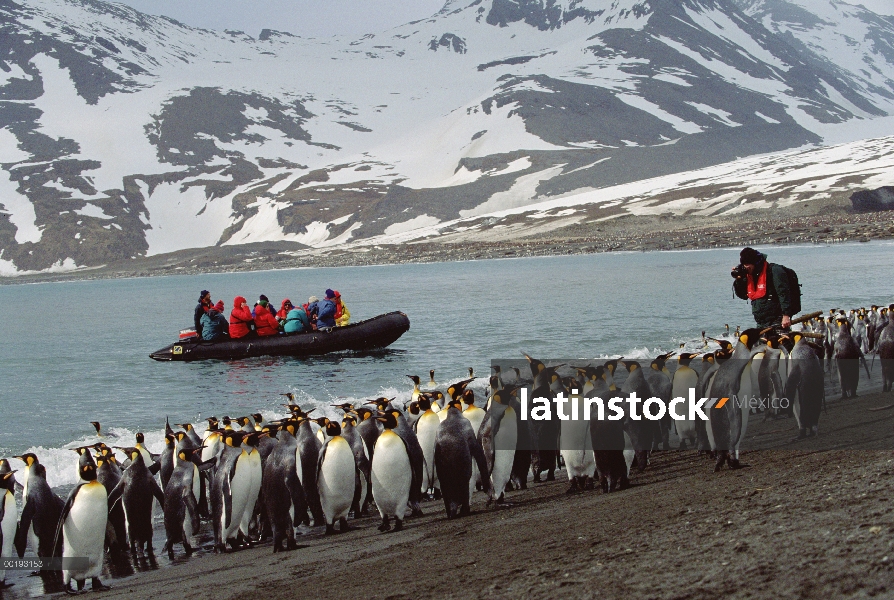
[
  {"x1": 200, "y1": 301, "x2": 230, "y2": 342},
  {"x1": 194, "y1": 290, "x2": 212, "y2": 337},
  {"x1": 276, "y1": 299, "x2": 294, "y2": 323},
  {"x1": 330, "y1": 290, "x2": 351, "y2": 327},
  {"x1": 252, "y1": 294, "x2": 273, "y2": 318},
  {"x1": 304, "y1": 296, "x2": 320, "y2": 329},
  {"x1": 316, "y1": 291, "x2": 337, "y2": 329},
  {"x1": 229, "y1": 296, "x2": 255, "y2": 339},
  {"x1": 284, "y1": 303, "x2": 311, "y2": 334},
  {"x1": 254, "y1": 299, "x2": 280, "y2": 336},
  {"x1": 732, "y1": 247, "x2": 794, "y2": 329}
]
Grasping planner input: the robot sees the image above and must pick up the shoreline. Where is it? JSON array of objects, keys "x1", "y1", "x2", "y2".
[
  {"x1": 2, "y1": 210, "x2": 893, "y2": 286},
  {"x1": 10, "y1": 388, "x2": 892, "y2": 600}
]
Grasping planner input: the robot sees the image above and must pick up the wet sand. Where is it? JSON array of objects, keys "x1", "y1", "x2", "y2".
[{"x1": 8, "y1": 382, "x2": 892, "y2": 600}]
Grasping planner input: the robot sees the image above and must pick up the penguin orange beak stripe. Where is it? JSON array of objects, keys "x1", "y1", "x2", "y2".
[{"x1": 715, "y1": 397, "x2": 729, "y2": 409}]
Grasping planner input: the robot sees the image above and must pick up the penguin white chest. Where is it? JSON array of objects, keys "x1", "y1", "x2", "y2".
[
  {"x1": 318, "y1": 438, "x2": 356, "y2": 524},
  {"x1": 1, "y1": 491, "x2": 16, "y2": 554},
  {"x1": 63, "y1": 482, "x2": 107, "y2": 581},
  {"x1": 371, "y1": 431, "x2": 411, "y2": 519}
]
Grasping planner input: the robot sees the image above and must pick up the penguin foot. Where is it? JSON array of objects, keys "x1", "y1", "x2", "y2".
[
  {"x1": 546, "y1": 471, "x2": 555, "y2": 482},
  {"x1": 727, "y1": 458, "x2": 748, "y2": 470},
  {"x1": 790, "y1": 429, "x2": 808, "y2": 442},
  {"x1": 91, "y1": 578, "x2": 111, "y2": 592},
  {"x1": 565, "y1": 482, "x2": 581, "y2": 495},
  {"x1": 391, "y1": 518, "x2": 403, "y2": 532},
  {"x1": 583, "y1": 477, "x2": 594, "y2": 491},
  {"x1": 338, "y1": 518, "x2": 354, "y2": 533},
  {"x1": 324, "y1": 524, "x2": 336, "y2": 536},
  {"x1": 64, "y1": 585, "x2": 79, "y2": 596},
  {"x1": 378, "y1": 516, "x2": 391, "y2": 532},
  {"x1": 0, "y1": 581, "x2": 13, "y2": 590}
]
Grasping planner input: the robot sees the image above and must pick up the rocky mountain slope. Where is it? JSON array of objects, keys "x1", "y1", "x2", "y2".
[{"x1": 1, "y1": 0, "x2": 893, "y2": 275}]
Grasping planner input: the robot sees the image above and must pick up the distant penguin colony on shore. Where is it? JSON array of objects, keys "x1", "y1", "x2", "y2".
[{"x1": 2, "y1": 303, "x2": 892, "y2": 590}]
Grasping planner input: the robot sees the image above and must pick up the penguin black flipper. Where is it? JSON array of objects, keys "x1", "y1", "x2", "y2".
[
  {"x1": 477, "y1": 413, "x2": 496, "y2": 476},
  {"x1": 107, "y1": 478, "x2": 125, "y2": 512},
  {"x1": 198, "y1": 458, "x2": 216, "y2": 472},
  {"x1": 147, "y1": 460, "x2": 162, "y2": 476},
  {"x1": 222, "y1": 460, "x2": 238, "y2": 530},
  {"x1": 150, "y1": 477, "x2": 165, "y2": 507},
  {"x1": 52, "y1": 483, "x2": 85, "y2": 559},
  {"x1": 468, "y1": 435, "x2": 493, "y2": 497},
  {"x1": 14, "y1": 500, "x2": 33, "y2": 557}
]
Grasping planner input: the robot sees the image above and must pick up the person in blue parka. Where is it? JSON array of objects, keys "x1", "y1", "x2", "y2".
[
  {"x1": 316, "y1": 292, "x2": 337, "y2": 329},
  {"x1": 283, "y1": 306, "x2": 311, "y2": 334},
  {"x1": 200, "y1": 301, "x2": 230, "y2": 342}
]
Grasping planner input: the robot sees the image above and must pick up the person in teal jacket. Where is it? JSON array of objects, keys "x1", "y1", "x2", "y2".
[
  {"x1": 283, "y1": 306, "x2": 311, "y2": 334},
  {"x1": 200, "y1": 303, "x2": 230, "y2": 342}
]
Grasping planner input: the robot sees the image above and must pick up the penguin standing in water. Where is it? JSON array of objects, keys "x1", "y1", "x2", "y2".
[
  {"x1": 55, "y1": 450, "x2": 110, "y2": 594},
  {"x1": 707, "y1": 329, "x2": 766, "y2": 471},
  {"x1": 784, "y1": 333, "x2": 825, "y2": 439},
  {"x1": 371, "y1": 411, "x2": 413, "y2": 532},
  {"x1": 478, "y1": 389, "x2": 518, "y2": 505},
  {"x1": 435, "y1": 398, "x2": 493, "y2": 518},
  {"x1": 13, "y1": 454, "x2": 64, "y2": 560},
  {"x1": 108, "y1": 448, "x2": 165, "y2": 557},
  {"x1": 316, "y1": 420, "x2": 359, "y2": 535},
  {"x1": 262, "y1": 419, "x2": 307, "y2": 552},
  {"x1": 163, "y1": 446, "x2": 204, "y2": 559},
  {"x1": 1, "y1": 469, "x2": 17, "y2": 588},
  {"x1": 671, "y1": 353, "x2": 701, "y2": 450}
]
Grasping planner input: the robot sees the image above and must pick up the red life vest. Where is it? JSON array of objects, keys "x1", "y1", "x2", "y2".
[{"x1": 747, "y1": 262, "x2": 768, "y2": 300}]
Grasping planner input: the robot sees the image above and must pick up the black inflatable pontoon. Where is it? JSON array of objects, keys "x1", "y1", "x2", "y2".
[{"x1": 150, "y1": 311, "x2": 410, "y2": 361}]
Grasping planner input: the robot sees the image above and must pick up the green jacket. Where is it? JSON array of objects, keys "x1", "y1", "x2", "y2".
[{"x1": 733, "y1": 258, "x2": 793, "y2": 328}]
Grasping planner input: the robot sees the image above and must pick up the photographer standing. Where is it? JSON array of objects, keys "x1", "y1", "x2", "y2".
[{"x1": 732, "y1": 247, "x2": 796, "y2": 329}]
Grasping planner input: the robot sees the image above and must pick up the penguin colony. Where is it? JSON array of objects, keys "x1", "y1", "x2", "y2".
[{"x1": 2, "y1": 303, "x2": 892, "y2": 592}]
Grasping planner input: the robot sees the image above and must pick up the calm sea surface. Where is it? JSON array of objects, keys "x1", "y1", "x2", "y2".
[{"x1": 1, "y1": 242, "x2": 891, "y2": 485}]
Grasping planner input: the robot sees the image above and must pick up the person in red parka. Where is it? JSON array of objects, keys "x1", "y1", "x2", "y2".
[
  {"x1": 276, "y1": 299, "x2": 294, "y2": 324},
  {"x1": 229, "y1": 296, "x2": 255, "y2": 339},
  {"x1": 254, "y1": 302, "x2": 280, "y2": 336}
]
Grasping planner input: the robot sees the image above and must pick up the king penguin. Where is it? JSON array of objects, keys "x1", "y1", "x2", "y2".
[
  {"x1": 477, "y1": 388, "x2": 518, "y2": 505},
  {"x1": 262, "y1": 419, "x2": 307, "y2": 553},
  {"x1": 671, "y1": 353, "x2": 701, "y2": 450},
  {"x1": 706, "y1": 328, "x2": 766, "y2": 471},
  {"x1": 784, "y1": 333, "x2": 826, "y2": 439},
  {"x1": 0, "y1": 469, "x2": 17, "y2": 588},
  {"x1": 108, "y1": 448, "x2": 164, "y2": 557},
  {"x1": 295, "y1": 415, "x2": 325, "y2": 527},
  {"x1": 210, "y1": 431, "x2": 246, "y2": 551},
  {"x1": 13, "y1": 454, "x2": 64, "y2": 560},
  {"x1": 316, "y1": 420, "x2": 358, "y2": 535},
  {"x1": 163, "y1": 446, "x2": 204, "y2": 559},
  {"x1": 435, "y1": 398, "x2": 493, "y2": 518},
  {"x1": 55, "y1": 450, "x2": 110, "y2": 594},
  {"x1": 414, "y1": 394, "x2": 440, "y2": 495},
  {"x1": 371, "y1": 411, "x2": 413, "y2": 532}
]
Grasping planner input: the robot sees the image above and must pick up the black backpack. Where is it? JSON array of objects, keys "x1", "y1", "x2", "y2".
[{"x1": 772, "y1": 264, "x2": 802, "y2": 315}]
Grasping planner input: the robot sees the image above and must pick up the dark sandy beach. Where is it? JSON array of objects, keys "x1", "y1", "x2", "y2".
[{"x1": 13, "y1": 384, "x2": 890, "y2": 600}]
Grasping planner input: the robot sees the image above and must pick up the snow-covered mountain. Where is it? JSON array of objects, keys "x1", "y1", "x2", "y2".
[{"x1": 1, "y1": 0, "x2": 894, "y2": 274}]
